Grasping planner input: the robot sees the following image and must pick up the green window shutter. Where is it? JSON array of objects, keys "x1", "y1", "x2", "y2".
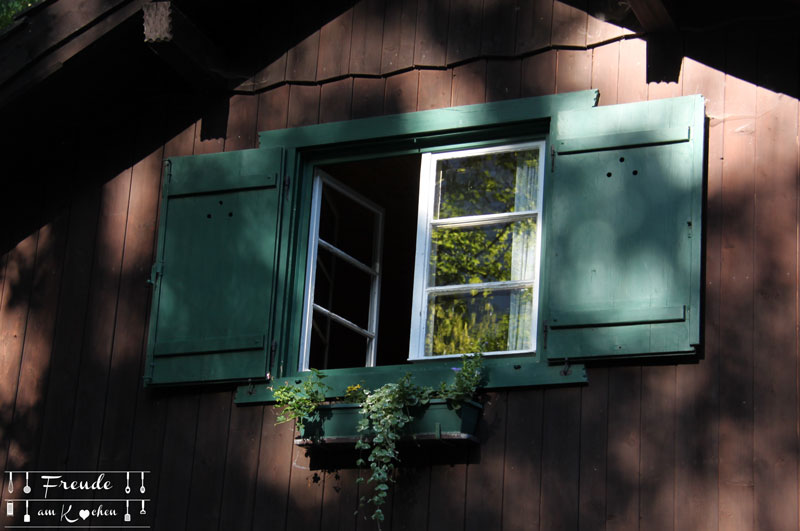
[
  {"x1": 145, "y1": 147, "x2": 286, "y2": 384},
  {"x1": 541, "y1": 95, "x2": 704, "y2": 361}
]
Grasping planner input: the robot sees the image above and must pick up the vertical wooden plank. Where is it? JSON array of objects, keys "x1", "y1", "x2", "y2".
[
  {"x1": 287, "y1": 31, "x2": 321, "y2": 82},
  {"x1": 226, "y1": 94, "x2": 259, "y2": 151},
  {"x1": 352, "y1": 78, "x2": 385, "y2": 119},
  {"x1": 349, "y1": 0, "x2": 385, "y2": 75},
  {"x1": 288, "y1": 85, "x2": 321, "y2": 127},
  {"x1": 486, "y1": 59, "x2": 521, "y2": 102},
  {"x1": 417, "y1": 69, "x2": 452, "y2": 110},
  {"x1": 285, "y1": 427, "x2": 325, "y2": 531},
  {"x1": 321, "y1": 78, "x2": 354, "y2": 123},
  {"x1": 428, "y1": 445, "x2": 467, "y2": 530},
  {"x1": 551, "y1": 0, "x2": 587, "y2": 47},
  {"x1": 381, "y1": 0, "x2": 417, "y2": 74},
  {"x1": 502, "y1": 389, "x2": 544, "y2": 531},
  {"x1": 516, "y1": 0, "x2": 553, "y2": 54},
  {"x1": 97, "y1": 105, "x2": 167, "y2": 472},
  {"x1": 320, "y1": 466, "x2": 359, "y2": 531},
  {"x1": 605, "y1": 367, "x2": 641, "y2": 531},
  {"x1": 220, "y1": 404, "x2": 264, "y2": 529},
  {"x1": 718, "y1": 34, "x2": 756, "y2": 531},
  {"x1": 452, "y1": 60, "x2": 486, "y2": 107},
  {"x1": 675, "y1": 41, "x2": 724, "y2": 531},
  {"x1": 465, "y1": 392, "x2": 507, "y2": 531},
  {"x1": 385, "y1": 70, "x2": 419, "y2": 115},
  {"x1": 152, "y1": 392, "x2": 200, "y2": 530},
  {"x1": 185, "y1": 391, "x2": 231, "y2": 531},
  {"x1": 753, "y1": 29, "x2": 799, "y2": 531},
  {"x1": 67, "y1": 162, "x2": 133, "y2": 470},
  {"x1": 555, "y1": 49, "x2": 591, "y2": 94},
  {"x1": 257, "y1": 85, "x2": 290, "y2": 133},
  {"x1": 577, "y1": 368, "x2": 608, "y2": 530},
  {"x1": 591, "y1": 42, "x2": 619, "y2": 107},
  {"x1": 539, "y1": 387, "x2": 581, "y2": 530},
  {"x1": 0, "y1": 233, "x2": 37, "y2": 478},
  {"x1": 317, "y1": 10, "x2": 353, "y2": 81},
  {"x1": 36, "y1": 183, "x2": 101, "y2": 469},
  {"x1": 617, "y1": 38, "x2": 647, "y2": 104},
  {"x1": 481, "y1": 0, "x2": 517, "y2": 56},
  {"x1": 446, "y1": 0, "x2": 483, "y2": 65},
  {"x1": 521, "y1": 50, "x2": 557, "y2": 97},
  {"x1": 251, "y1": 407, "x2": 294, "y2": 531},
  {"x1": 391, "y1": 454, "x2": 430, "y2": 531},
  {"x1": 638, "y1": 366, "x2": 676, "y2": 531},
  {"x1": 4, "y1": 216, "x2": 67, "y2": 476},
  {"x1": 414, "y1": 0, "x2": 450, "y2": 67}
]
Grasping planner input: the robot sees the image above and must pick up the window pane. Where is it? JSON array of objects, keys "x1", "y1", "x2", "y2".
[
  {"x1": 319, "y1": 183, "x2": 376, "y2": 266},
  {"x1": 315, "y1": 247, "x2": 372, "y2": 329},
  {"x1": 424, "y1": 288, "x2": 533, "y2": 356},
  {"x1": 429, "y1": 217, "x2": 537, "y2": 286},
  {"x1": 433, "y1": 148, "x2": 540, "y2": 219}
]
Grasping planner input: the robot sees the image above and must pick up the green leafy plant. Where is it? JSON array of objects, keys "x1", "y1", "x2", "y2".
[
  {"x1": 273, "y1": 355, "x2": 484, "y2": 528},
  {"x1": 355, "y1": 354, "x2": 483, "y2": 526},
  {"x1": 273, "y1": 368, "x2": 331, "y2": 434}
]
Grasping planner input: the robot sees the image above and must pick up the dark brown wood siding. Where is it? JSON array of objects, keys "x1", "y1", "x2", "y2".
[{"x1": 1, "y1": 1, "x2": 798, "y2": 529}]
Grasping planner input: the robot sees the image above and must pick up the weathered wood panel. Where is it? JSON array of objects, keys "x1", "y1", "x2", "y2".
[{"x1": 718, "y1": 34, "x2": 757, "y2": 530}]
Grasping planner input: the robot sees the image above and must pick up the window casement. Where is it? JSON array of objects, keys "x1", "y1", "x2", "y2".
[
  {"x1": 142, "y1": 90, "x2": 705, "y2": 402},
  {"x1": 409, "y1": 143, "x2": 545, "y2": 361}
]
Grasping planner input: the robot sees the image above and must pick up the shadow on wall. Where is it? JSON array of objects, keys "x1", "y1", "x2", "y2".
[{"x1": 1, "y1": 0, "x2": 800, "y2": 528}]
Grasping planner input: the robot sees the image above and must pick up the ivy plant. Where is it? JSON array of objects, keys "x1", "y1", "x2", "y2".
[{"x1": 273, "y1": 354, "x2": 484, "y2": 528}]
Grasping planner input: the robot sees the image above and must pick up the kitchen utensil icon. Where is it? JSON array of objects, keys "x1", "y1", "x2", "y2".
[
  {"x1": 23, "y1": 500, "x2": 30, "y2": 523},
  {"x1": 125, "y1": 472, "x2": 130, "y2": 494},
  {"x1": 140, "y1": 500, "x2": 146, "y2": 515},
  {"x1": 23, "y1": 472, "x2": 30, "y2": 494},
  {"x1": 140, "y1": 472, "x2": 145, "y2": 494},
  {"x1": 7, "y1": 472, "x2": 12, "y2": 493},
  {"x1": 6, "y1": 501, "x2": 13, "y2": 516},
  {"x1": 125, "y1": 500, "x2": 130, "y2": 522}
]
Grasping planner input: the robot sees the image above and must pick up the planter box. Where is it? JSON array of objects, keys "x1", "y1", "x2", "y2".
[{"x1": 295, "y1": 399, "x2": 482, "y2": 446}]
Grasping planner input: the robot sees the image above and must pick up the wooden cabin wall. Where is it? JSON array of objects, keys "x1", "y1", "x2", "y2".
[{"x1": 1, "y1": 1, "x2": 798, "y2": 529}]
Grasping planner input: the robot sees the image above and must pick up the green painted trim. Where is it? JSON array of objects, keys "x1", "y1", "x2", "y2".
[
  {"x1": 234, "y1": 356, "x2": 587, "y2": 404},
  {"x1": 258, "y1": 90, "x2": 598, "y2": 149},
  {"x1": 154, "y1": 334, "x2": 265, "y2": 356},
  {"x1": 549, "y1": 306, "x2": 685, "y2": 328},
  {"x1": 556, "y1": 126, "x2": 690, "y2": 154},
  {"x1": 150, "y1": 350, "x2": 269, "y2": 385},
  {"x1": 167, "y1": 147, "x2": 282, "y2": 196}
]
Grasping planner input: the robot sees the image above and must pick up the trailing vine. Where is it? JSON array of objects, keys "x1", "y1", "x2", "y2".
[{"x1": 273, "y1": 355, "x2": 484, "y2": 527}]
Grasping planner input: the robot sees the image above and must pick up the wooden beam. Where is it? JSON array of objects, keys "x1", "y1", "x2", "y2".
[
  {"x1": 143, "y1": 2, "x2": 243, "y2": 91},
  {"x1": 627, "y1": 0, "x2": 676, "y2": 32}
]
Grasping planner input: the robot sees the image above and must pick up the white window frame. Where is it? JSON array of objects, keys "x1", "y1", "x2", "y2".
[
  {"x1": 299, "y1": 170, "x2": 385, "y2": 371},
  {"x1": 408, "y1": 141, "x2": 547, "y2": 360}
]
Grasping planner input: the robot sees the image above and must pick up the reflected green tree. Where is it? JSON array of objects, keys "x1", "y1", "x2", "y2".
[{"x1": 426, "y1": 149, "x2": 540, "y2": 356}]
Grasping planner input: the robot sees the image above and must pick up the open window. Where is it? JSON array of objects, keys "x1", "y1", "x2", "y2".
[{"x1": 142, "y1": 90, "x2": 705, "y2": 398}]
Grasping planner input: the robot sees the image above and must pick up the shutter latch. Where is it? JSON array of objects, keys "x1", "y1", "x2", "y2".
[{"x1": 147, "y1": 262, "x2": 163, "y2": 285}]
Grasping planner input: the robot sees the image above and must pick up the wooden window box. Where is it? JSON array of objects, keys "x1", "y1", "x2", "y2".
[{"x1": 294, "y1": 399, "x2": 483, "y2": 447}]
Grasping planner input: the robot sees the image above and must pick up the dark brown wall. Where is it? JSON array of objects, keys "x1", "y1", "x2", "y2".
[{"x1": 1, "y1": 1, "x2": 798, "y2": 529}]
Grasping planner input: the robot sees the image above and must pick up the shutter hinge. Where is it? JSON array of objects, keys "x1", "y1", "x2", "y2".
[
  {"x1": 550, "y1": 146, "x2": 556, "y2": 172},
  {"x1": 147, "y1": 262, "x2": 163, "y2": 285},
  {"x1": 266, "y1": 340, "x2": 277, "y2": 382}
]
